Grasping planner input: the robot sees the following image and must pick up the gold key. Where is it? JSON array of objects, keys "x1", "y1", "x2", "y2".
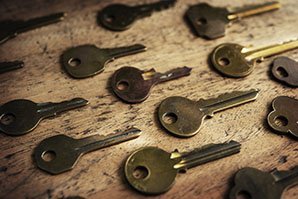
[{"x1": 211, "y1": 39, "x2": 298, "y2": 77}]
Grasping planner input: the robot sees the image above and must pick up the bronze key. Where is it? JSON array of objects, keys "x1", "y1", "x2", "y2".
[
  {"x1": 125, "y1": 141, "x2": 241, "y2": 194},
  {"x1": 0, "y1": 61, "x2": 24, "y2": 74},
  {"x1": 272, "y1": 57, "x2": 298, "y2": 87},
  {"x1": 111, "y1": 66, "x2": 191, "y2": 103}
]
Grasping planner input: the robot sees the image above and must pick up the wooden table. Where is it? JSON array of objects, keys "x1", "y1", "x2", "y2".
[{"x1": 0, "y1": 0, "x2": 297, "y2": 198}]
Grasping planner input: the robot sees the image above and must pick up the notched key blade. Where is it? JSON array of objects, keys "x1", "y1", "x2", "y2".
[
  {"x1": 0, "y1": 61, "x2": 24, "y2": 74},
  {"x1": 272, "y1": 57, "x2": 298, "y2": 87}
]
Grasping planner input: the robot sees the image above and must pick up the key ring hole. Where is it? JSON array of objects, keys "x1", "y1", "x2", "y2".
[
  {"x1": 104, "y1": 14, "x2": 115, "y2": 23},
  {"x1": 117, "y1": 81, "x2": 129, "y2": 91},
  {"x1": 68, "y1": 58, "x2": 81, "y2": 67},
  {"x1": 41, "y1": 151, "x2": 56, "y2": 162},
  {"x1": 218, "y1": 57, "x2": 230, "y2": 66},
  {"x1": 197, "y1": 17, "x2": 207, "y2": 25},
  {"x1": 274, "y1": 116, "x2": 288, "y2": 127},
  {"x1": 236, "y1": 190, "x2": 252, "y2": 199},
  {"x1": 276, "y1": 67, "x2": 289, "y2": 78},
  {"x1": 133, "y1": 166, "x2": 149, "y2": 180},
  {"x1": 0, "y1": 113, "x2": 16, "y2": 125},
  {"x1": 162, "y1": 112, "x2": 178, "y2": 124}
]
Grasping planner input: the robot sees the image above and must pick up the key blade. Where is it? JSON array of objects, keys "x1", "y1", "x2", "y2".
[
  {"x1": 133, "y1": 0, "x2": 177, "y2": 17},
  {"x1": 104, "y1": 44, "x2": 146, "y2": 59},
  {"x1": 153, "y1": 66, "x2": 192, "y2": 84},
  {"x1": 271, "y1": 166, "x2": 298, "y2": 190},
  {"x1": 0, "y1": 61, "x2": 24, "y2": 74}
]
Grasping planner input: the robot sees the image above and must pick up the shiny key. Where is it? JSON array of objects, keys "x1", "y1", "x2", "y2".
[
  {"x1": 211, "y1": 39, "x2": 298, "y2": 78},
  {"x1": 230, "y1": 166, "x2": 298, "y2": 199},
  {"x1": 125, "y1": 140, "x2": 241, "y2": 194},
  {"x1": 0, "y1": 98, "x2": 88, "y2": 136},
  {"x1": 158, "y1": 89, "x2": 259, "y2": 137},
  {"x1": 62, "y1": 44, "x2": 146, "y2": 78},
  {"x1": 34, "y1": 127, "x2": 141, "y2": 174},
  {"x1": 272, "y1": 57, "x2": 298, "y2": 87},
  {"x1": 111, "y1": 66, "x2": 191, "y2": 103},
  {"x1": 98, "y1": 0, "x2": 176, "y2": 31},
  {"x1": 186, "y1": 2, "x2": 280, "y2": 39},
  {"x1": 0, "y1": 61, "x2": 24, "y2": 74}
]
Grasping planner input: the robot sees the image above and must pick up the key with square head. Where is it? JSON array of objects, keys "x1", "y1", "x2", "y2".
[
  {"x1": 158, "y1": 89, "x2": 259, "y2": 137},
  {"x1": 186, "y1": 2, "x2": 280, "y2": 39},
  {"x1": 62, "y1": 44, "x2": 146, "y2": 79},
  {"x1": 98, "y1": 0, "x2": 177, "y2": 31},
  {"x1": 272, "y1": 57, "x2": 298, "y2": 87},
  {"x1": 125, "y1": 140, "x2": 241, "y2": 194},
  {"x1": 0, "y1": 12, "x2": 65, "y2": 45},
  {"x1": 211, "y1": 39, "x2": 298, "y2": 78},
  {"x1": 111, "y1": 66, "x2": 192, "y2": 103},
  {"x1": 34, "y1": 127, "x2": 142, "y2": 174},
  {"x1": 229, "y1": 166, "x2": 298, "y2": 199},
  {"x1": 0, "y1": 61, "x2": 24, "y2": 74},
  {"x1": 0, "y1": 98, "x2": 88, "y2": 136},
  {"x1": 267, "y1": 96, "x2": 298, "y2": 138}
]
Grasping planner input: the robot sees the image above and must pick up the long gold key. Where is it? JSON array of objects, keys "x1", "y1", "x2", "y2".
[{"x1": 211, "y1": 39, "x2": 298, "y2": 77}]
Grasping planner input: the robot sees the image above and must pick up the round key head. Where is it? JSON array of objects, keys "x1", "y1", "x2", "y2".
[
  {"x1": 272, "y1": 56, "x2": 298, "y2": 87},
  {"x1": 211, "y1": 43, "x2": 254, "y2": 77},
  {"x1": 124, "y1": 147, "x2": 180, "y2": 194}
]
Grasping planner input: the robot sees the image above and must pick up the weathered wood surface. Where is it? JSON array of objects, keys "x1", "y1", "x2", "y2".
[{"x1": 0, "y1": 0, "x2": 297, "y2": 198}]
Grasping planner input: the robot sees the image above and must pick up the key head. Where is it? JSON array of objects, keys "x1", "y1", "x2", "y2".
[
  {"x1": 267, "y1": 96, "x2": 298, "y2": 137},
  {"x1": 272, "y1": 57, "x2": 298, "y2": 87},
  {"x1": 125, "y1": 147, "x2": 180, "y2": 194},
  {"x1": 211, "y1": 43, "x2": 254, "y2": 77}
]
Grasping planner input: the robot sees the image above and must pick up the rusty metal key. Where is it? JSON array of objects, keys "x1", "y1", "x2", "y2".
[
  {"x1": 272, "y1": 57, "x2": 298, "y2": 87},
  {"x1": 0, "y1": 98, "x2": 88, "y2": 136},
  {"x1": 0, "y1": 61, "x2": 24, "y2": 74},
  {"x1": 34, "y1": 127, "x2": 142, "y2": 174},
  {"x1": 111, "y1": 66, "x2": 191, "y2": 103}
]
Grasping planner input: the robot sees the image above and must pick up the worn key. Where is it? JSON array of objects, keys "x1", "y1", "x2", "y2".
[
  {"x1": 111, "y1": 66, "x2": 191, "y2": 103},
  {"x1": 211, "y1": 39, "x2": 298, "y2": 78},
  {"x1": 0, "y1": 61, "x2": 24, "y2": 74},
  {"x1": 0, "y1": 98, "x2": 88, "y2": 136},
  {"x1": 272, "y1": 57, "x2": 298, "y2": 87},
  {"x1": 267, "y1": 96, "x2": 298, "y2": 138},
  {"x1": 34, "y1": 127, "x2": 142, "y2": 174},
  {"x1": 158, "y1": 89, "x2": 259, "y2": 137},
  {"x1": 186, "y1": 2, "x2": 280, "y2": 39},
  {"x1": 125, "y1": 140, "x2": 241, "y2": 194},
  {"x1": 98, "y1": 0, "x2": 176, "y2": 31},
  {"x1": 230, "y1": 166, "x2": 298, "y2": 199},
  {"x1": 0, "y1": 12, "x2": 65, "y2": 45},
  {"x1": 62, "y1": 44, "x2": 146, "y2": 78}
]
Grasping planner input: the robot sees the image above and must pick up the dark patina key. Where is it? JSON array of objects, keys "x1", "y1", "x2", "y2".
[
  {"x1": 0, "y1": 61, "x2": 24, "y2": 74},
  {"x1": 272, "y1": 57, "x2": 298, "y2": 87}
]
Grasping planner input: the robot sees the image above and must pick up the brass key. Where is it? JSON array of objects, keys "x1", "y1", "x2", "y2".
[
  {"x1": 111, "y1": 66, "x2": 191, "y2": 103},
  {"x1": 272, "y1": 57, "x2": 298, "y2": 87},
  {"x1": 62, "y1": 44, "x2": 146, "y2": 78},
  {"x1": 0, "y1": 98, "x2": 88, "y2": 136},
  {"x1": 211, "y1": 39, "x2": 298, "y2": 78},
  {"x1": 229, "y1": 166, "x2": 298, "y2": 199},
  {"x1": 158, "y1": 89, "x2": 259, "y2": 137},
  {"x1": 34, "y1": 127, "x2": 141, "y2": 174},
  {"x1": 125, "y1": 141, "x2": 241, "y2": 194},
  {"x1": 186, "y1": 2, "x2": 280, "y2": 39},
  {"x1": 0, "y1": 61, "x2": 24, "y2": 74}
]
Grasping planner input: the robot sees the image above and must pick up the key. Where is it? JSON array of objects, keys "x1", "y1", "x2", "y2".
[
  {"x1": 111, "y1": 66, "x2": 191, "y2": 103},
  {"x1": 34, "y1": 127, "x2": 142, "y2": 174},
  {"x1": 98, "y1": 0, "x2": 177, "y2": 31},
  {"x1": 272, "y1": 57, "x2": 298, "y2": 87},
  {"x1": 267, "y1": 96, "x2": 298, "y2": 138},
  {"x1": 125, "y1": 140, "x2": 241, "y2": 194},
  {"x1": 62, "y1": 44, "x2": 146, "y2": 79},
  {"x1": 158, "y1": 89, "x2": 259, "y2": 137},
  {"x1": 186, "y1": 2, "x2": 280, "y2": 39},
  {"x1": 211, "y1": 39, "x2": 298, "y2": 78},
  {"x1": 0, "y1": 98, "x2": 88, "y2": 136},
  {"x1": 0, "y1": 12, "x2": 65, "y2": 45},
  {"x1": 0, "y1": 61, "x2": 24, "y2": 74},
  {"x1": 229, "y1": 166, "x2": 298, "y2": 199}
]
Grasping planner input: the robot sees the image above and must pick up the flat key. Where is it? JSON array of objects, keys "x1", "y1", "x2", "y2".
[
  {"x1": 62, "y1": 44, "x2": 146, "y2": 79},
  {"x1": 0, "y1": 98, "x2": 88, "y2": 136},
  {"x1": 0, "y1": 12, "x2": 65, "y2": 45},
  {"x1": 125, "y1": 140, "x2": 241, "y2": 194},
  {"x1": 272, "y1": 57, "x2": 298, "y2": 87},
  {"x1": 0, "y1": 61, "x2": 24, "y2": 74},
  {"x1": 267, "y1": 96, "x2": 298, "y2": 138},
  {"x1": 98, "y1": 0, "x2": 176, "y2": 31},
  {"x1": 111, "y1": 66, "x2": 191, "y2": 103},
  {"x1": 211, "y1": 39, "x2": 298, "y2": 78},
  {"x1": 186, "y1": 2, "x2": 280, "y2": 39},
  {"x1": 158, "y1": 89, "x2": 259, "y2": 137},
  {"x1": 230, "y1": 166, "x2": 298, "y2": 199},
  {"x1": 34, "y1": 127, "x2": 142, "y2": 174}
]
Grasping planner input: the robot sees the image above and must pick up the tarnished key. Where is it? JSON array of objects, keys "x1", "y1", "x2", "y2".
[
  {"x1": 111, "y1": 66, "x2": 191, "y2": 103},
  {"x1": 125, "y1": 141, "x2": 241, "y2": 194},
  {"x1": 272, "y1": 57, "x2": 298, "y2": 87},
  {"x1": 186, "y1": 2, "x2": 280, "y2": 39},
  {"x1": 0, "y1": 12, "x2": 65, "y2": 45},
  {"x1": 62, "y1": 44, "x2": 146, "y2": 78},
  {"x1": 158, "y1": 89, "x2": 259, "y2": 137},
  {"x1": 229, "y1": 166, "x2": 298, "y2": 199},
  {"x1": 267, "y1": 96, "x2": 298, "y2": 138},
  {"x1": 34, "y1": 127, "x2": 142, "y2": 174},
  {"x1": 98, "y1": 0, "x2": 176, "y2": 31},
  {"x1": 0, "y1": 98, "x2": 88, "y2": 136},
  {"x1": 0, "y1": 61, "x2": 24, "y2": 74},
  {"x1": 211, "y1": 39, "x2": 298, "y2": 78}
]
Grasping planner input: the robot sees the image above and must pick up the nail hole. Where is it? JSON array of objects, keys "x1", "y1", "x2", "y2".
[
  {"x1": 42, "y1": 151, "x2": 56, "y2": 162},
  {"x1": 236, "y1": 191, "x2": 252, "y2": 199},
  {"x1": 0, "y1": 113, "x2": 16, "y2": 125},
  {"x1": 68, "y1": 58, "x2": 81, "y2": 67},
  {"x1": 218, "y1": 57, "x2": 230, "y2": 66},
  {"x1": 163, "y1": 112, "x2": 178, "y2": 124},
  {"x1": 274, "y1": 116, "x2": 288, "y2": 127},
  {"x1": 117, "y1": 81, "x2": 129, "y2": 91},
  {"x1": 104, "y1": 14, "x2": 115, "y2": 23},
  {"x1": 133, "y1": 166, "x2": 149, "y2": 179},
  {"x1": 276, "y1": 67, "x2": 289, "y2": 77},
  {"x1": 197, "y1": 17, "x2": 207, "y2": 25}
]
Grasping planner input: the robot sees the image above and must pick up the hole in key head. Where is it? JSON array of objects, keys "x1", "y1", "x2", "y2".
[
  {"x1": 236, "y1": 190, "x2": 252, "y2": 199},
  {"x1": 133, "y1": 166, "x2": 149, "y2": 179},
  {"x1": 163, "y1": 112, "x2": 178, "y2": 124},
  {"x1": 197, "y1": 17, "x2": 207, "y2": 25},
  {"x1": 68, "y1": 58, "x2": 81, "y2": 67},
  {"x1": 218, "y1": 57, "x2": 230, "y2": 66},
  {"x1": 276, "y1": 67, "x2": 289, "y2": 78},
  {"x1": 274, "y1": 116, "x2": 288, "y2": 127},
  {"x1": 0, "y1": 113, "x2": 16, "y2": 125},
  {"x1": 41, "y1": 151, "x2": 56, "y2": 162},
  {"x1": 117, "y1": 81, "x2": 129, "y2": 91}
]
